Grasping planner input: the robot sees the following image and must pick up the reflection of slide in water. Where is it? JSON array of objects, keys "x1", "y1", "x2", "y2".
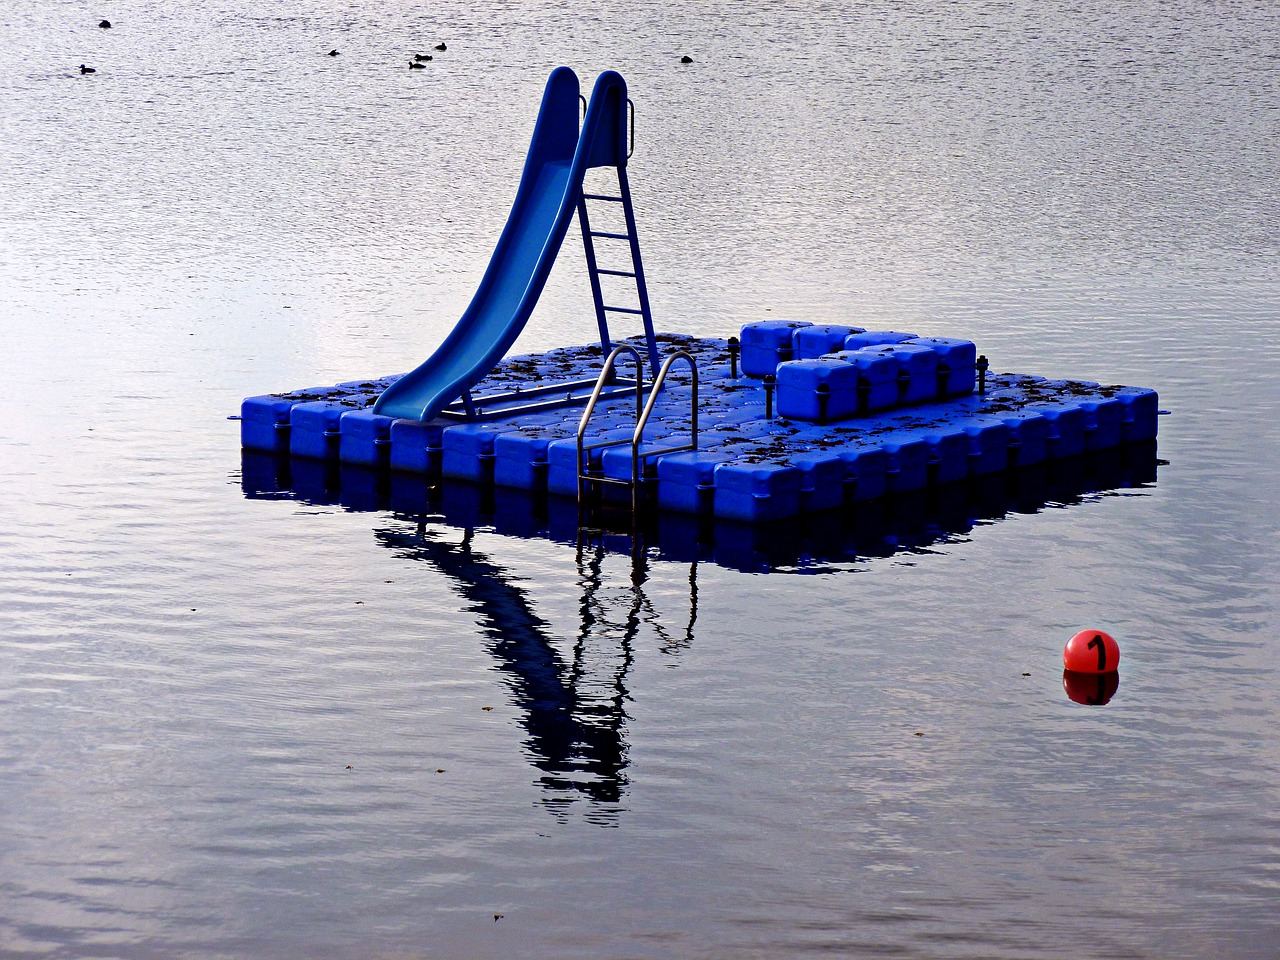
[{"x1": 374, "y1": 522, "x2": 696, "y2": 815}]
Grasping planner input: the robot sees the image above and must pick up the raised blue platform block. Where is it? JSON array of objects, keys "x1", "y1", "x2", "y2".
[
  {"x1": 843, "y1": 330, "x2": 920, "y2": 350},
  {"x1": 909, "y1": 336, "x2": 976, "y2": 397},
  {"x1": 740, "y1": 320, "x2": 810, "y2": 378},
  {"x1": 792, "y1": 324, "x2": 867, "y2": 360},
  {"x1": 835, "y1": 348, "x2": 901, "y2": 413},
  {"x1": 775, "y1": 357, "x2": 861, "y2": 422},
  {"x1": 873, "y1": 342, "x2": 940, "y2": 405},
  {"x1": 241, "y1": 332, "x2": 1160, "y2": 523}
]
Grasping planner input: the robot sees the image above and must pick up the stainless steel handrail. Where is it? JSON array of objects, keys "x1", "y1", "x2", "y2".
[
  {"x1": 575, "y1": 346, "x2": 699, "y2": 516},
  {"x1": 629, "y1": 350, "x2": 697, "y2": 513},
  {"x1": 577, "y1": 344, "x2": 646, "y2": 506}
]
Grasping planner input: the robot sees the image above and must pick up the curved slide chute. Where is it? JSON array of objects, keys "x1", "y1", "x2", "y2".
[{"x1": 374, "y1": 68, "x2": 635, "y2": 422}]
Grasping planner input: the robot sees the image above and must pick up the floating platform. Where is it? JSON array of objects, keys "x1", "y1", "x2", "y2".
[{"x1": 240, "y1": 328, "x2": 1159, "y2": 524}]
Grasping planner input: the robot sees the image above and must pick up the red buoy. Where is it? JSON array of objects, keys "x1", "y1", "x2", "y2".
[{"x1": 1063, "y1": 629, "x2": 1120, "y2": 673}]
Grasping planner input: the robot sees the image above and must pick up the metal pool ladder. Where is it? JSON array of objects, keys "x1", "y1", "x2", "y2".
[{"x1": 576, "y1": 344, "x2": 699, "y2": 515}]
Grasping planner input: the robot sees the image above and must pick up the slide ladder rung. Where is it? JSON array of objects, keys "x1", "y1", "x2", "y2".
[
  {"x1": 603, "y1": 305, "x2": 644, "y2": 315},
  {"x1": 582, "y1": 193, "x2": 624, "y2": 203},
  {"x1": 588, "y1": 230, "x2": 632, "y2": 241},
  {"x1": 594, "y1": 268, "x2": 636, "y2": 278}
]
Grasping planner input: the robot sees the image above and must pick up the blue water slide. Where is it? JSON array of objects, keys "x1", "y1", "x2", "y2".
[{"x1": 374, "y1": 67, "x2": 633, "y2": 422}]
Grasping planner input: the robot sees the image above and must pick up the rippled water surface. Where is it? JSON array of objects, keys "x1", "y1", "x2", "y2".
[{"x1": 2, "y1": 2, "x2": 1278, "y2": 957}]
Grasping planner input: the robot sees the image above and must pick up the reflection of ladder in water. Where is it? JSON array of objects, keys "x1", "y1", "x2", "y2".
[
  {"x1": 575, "y1": 540, "x2": 697, "y2": 670},
  {"x1": 576, "y1": 343, "x2": 700, "y2": 515},
  {"x1": 576, "y1": 95, "x2": 660, "y2": 377}
]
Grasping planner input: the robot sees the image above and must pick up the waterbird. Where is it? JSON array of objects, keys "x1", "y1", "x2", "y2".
[
  {"x1": 413, "y1": 53, "x2": 433, "y2": 62},
  {"x1": 680, "y1": 55, "x2": 693, "y2": 63},
  {"x1": 435, "y1": 42, "x2": 447, "y2": 50},
  {"x1": 80, "y1": 64, "x2": 96, "y2": 74},
  {"x1": 99, "y1": 19, "x2": 111, "y2": 28},
  {"x1": 328, "y1": 49, "x2": 339, "y2": 56},
  {"x1": 409, "y1": 60, "x2": 426, "y2": 69}
]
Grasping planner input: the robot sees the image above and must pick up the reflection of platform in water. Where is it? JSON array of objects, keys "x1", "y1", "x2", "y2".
[
  {"x1": 241, "y1": 441, "x2": 1160, "y2": 573},
  {"x1": 239, "y1": 445, "x2": 1156, "y2": 816}
]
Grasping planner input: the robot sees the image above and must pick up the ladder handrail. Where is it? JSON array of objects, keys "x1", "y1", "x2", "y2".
[
  {"x1": 577, "y1": 347, "x2": 699, "y2": 516},
  {"x1": 628, "y1": 350, "x2": 698, "y2": 514},
  {"x1": 577, "y1": 344, "x2": 646, "y2": 505}
]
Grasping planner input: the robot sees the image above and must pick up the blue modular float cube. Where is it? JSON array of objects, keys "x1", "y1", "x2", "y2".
[
  {"x1": 441, "y1": 422, "x2": 511, "y2": 482},
  {"x1": 546, "y1": 428, "x2": 634, "y2": 497},
  {"x1": 1080, "y1": 396, "x2": 1125, "y2": 451},
  {"x1": 240, "y1": 395, "x2": 296, "y2": 453},
  {"x1": 874, "y1": 432, "x2": 931, "y2": 492},
  {"x1": 388, "y1": 418, "x2": 445, "y2": 474},
  {"x1": 338, "y1": 410, "x2": 395, "y2": 467},
  {"x1": 600, "y1": 429, "x2": 686, "y2": 483},
  {"x1": 843, "y1": 330, "x2": 920, "y2": 350},
  {"x1": 995, "y1": 409, "x2": 1050, "y2": 467},
  {"x1": 775, "y1": 357, "x2": 861, "y2": 422},
  {"x1": 712, "y1": 459, "x2": 803, "y2": 522},
  {"x1": 837, "y1": 444, "x2": 889, "y2": 502},
  {"x1": 832, "y1": 349, "x2": 901, "y2": 413},
  {"x1": 494, "y1": 427, "x2": 561, "y2": 489},
  {"x1": 912, "y1": 425, "x2": 971, "y2": 484},
  {"x1": 787, "y1": 449, "x2": 847, "y2": 512},
  {"x1": 963, "y1": 418, "x2": 1012, "y2": 476},
  {"x1": 792, "y1": 324, "x2": 867, "y2": 360},
  {"x1": 740, "y1": 320, "x2": 812, "y2": 378},
  {"x1": 908, "y1": 337, "x2": 977, "y2": 397},
  {"x1": 656, "y1": 449, "x2": 738, "y2": 513},
  {"x1": 1113, "y1": 386, "x2": 1159, "y2": 442},
  {"x1": 868, "y1": 342, "x2": 939, "y2": 405},
  {"x1": 1035, "y1": 402, "x2": 1087, "y2": 459},
  {"x1": 289, "y1": 401, "x2": 347, "y2": 460}
]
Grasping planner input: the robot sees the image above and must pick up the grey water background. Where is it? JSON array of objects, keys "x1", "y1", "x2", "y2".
[{"x1": 2, "y1": 1, "x2": 1278, "y2": 957}]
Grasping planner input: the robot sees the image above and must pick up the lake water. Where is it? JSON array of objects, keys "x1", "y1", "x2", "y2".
[{"x1": 2, "y1": 1, "x2": 1278, "y2": 957}]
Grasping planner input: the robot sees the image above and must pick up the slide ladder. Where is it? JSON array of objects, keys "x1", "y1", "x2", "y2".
[
  {"x1": 578, "y1": 154, "x2": 660, "y2": 377},
  {"x1": 373, "y1": 68, "x2": 660, "y2": 423}
]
